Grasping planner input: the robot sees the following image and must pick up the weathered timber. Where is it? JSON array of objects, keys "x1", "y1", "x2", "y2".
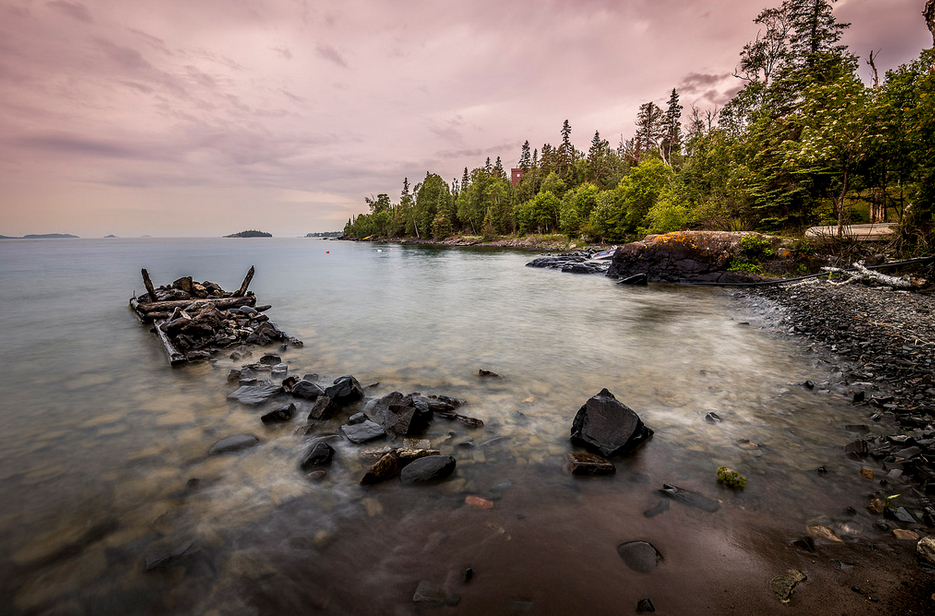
[
  {"x1": 141, "y1": 268, "x2": 158, "y2": 302},
  {"x1": 135, "y1": 296, "x2": 256, "y2": 314},
  {"x1": 153, "y1": 319, "x2": 186, "y2": 365},
  {"x1": 235, "y1": 266, "x2": 255, "y2": 297}
]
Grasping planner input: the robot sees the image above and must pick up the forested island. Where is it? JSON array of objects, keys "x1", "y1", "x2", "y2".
[
  {"x1": 344, "y1": 0, "x2": 935, "y2": 257},
  {"x1": 0, "y1": 233, "x2": 79, "y2": 239},
  {"x1": 224, "y1": 230, "x2": 272, "y2": 238}
]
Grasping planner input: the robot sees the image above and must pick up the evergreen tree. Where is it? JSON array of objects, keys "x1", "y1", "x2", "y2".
[
  {"x1": 633, "y1": 102, "x2": 664, "y2": 162},
  {"x1": 661, "y1": 89, "x2": 683, "y2": 166},
  {"x1": 519, "y1": 140, "x2": 532, "y2": 171},
  {"x1": 587, "y1": 130, "x2": 611, "y2": 187},
  {"x1": 559, "y1": 119, "x2": 573, "y2": 175},
  {"x1": 494, "y1": 156, "x2": 506, "y2": 180}
]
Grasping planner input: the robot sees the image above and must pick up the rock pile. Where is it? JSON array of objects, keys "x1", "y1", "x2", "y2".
[{"x1": 526, "y1": 251, "x2": 610, "y2": 275}]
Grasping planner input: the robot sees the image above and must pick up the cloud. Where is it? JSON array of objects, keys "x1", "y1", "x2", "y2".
[
  {"x1": 47, "y1": 1, "x2": 92, "y2": 23},
  {"x1": 315, "y1": 44, "x2": 347, "y2": 68}
]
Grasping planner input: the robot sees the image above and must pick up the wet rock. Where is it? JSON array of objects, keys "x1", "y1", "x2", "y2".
[
  {"x1": 703, "y1": 412, "x2": 722, "y2": 424},
  {"x1": 917, "y1": 536, "x2": 935, "y2": 565},
  {"x1": 373, "y1": 391, "x2": 433, "y2": 436},
  {"x1": 271, "y1": 363, "x2": 288, "y2": 377},
  {"x1": 845, "y1": 440, "x2": 869, "y2": 457},
  {"x1": 258, "y1": 354, "x2": 281, "y2": 365},
  {"x1": 261, "y1": 403, "x2": 295, "y2": 424},
  {"x1": 208, "y1": 434, "x2": 259, "y2": 455},
  {"x1": 348, "y1": 412, "x2": 369, "y2": 425},
  {"x1": 306, "y1": 470, "x2": 327, "y2": 481},
  {"x1": 867, "y1": 498, "x2": 886, "y2": 514},
  {"x1": 227, "y1": 369, "x2": 241, "y2": 382},
  {"x1": 465, "y1": 495, "x2": 495, "y2": 509},
  {"x1": 360, "y1": 452, "x2": 403, "y2": 485},
  {"x1": 860, "y1": 468, "x2": 874, "y2": 481},
  {"x1": 893, "y1": 529, "x2": 920, "y2": 541},
  {"x1": 290, "y1": 379, "x2": 325, "y2": 401},
  {"x1": 300, "y1": 441, "x2": 335, "y2": 470},
  {"x1": 325, "y1": 375, "x2": 364, "y2": 406},
  {"x1": 412, "y1": 581, "x2": 446, "y2": 605},
  {"x1": 658, "y1": 483, "x2": 720, "y2": 512},
  {"x1": 616, "y1": 541, "x2": 662, "y2": 574},
  {"x1": 618, "y1": 273, "x2": 648, "y2": 286},
  {"x1": 769, "y1": 569, "x2": 806, "y2": 604},
  {"x1": 340, "y1": 419, "x2": 385, "y2": 444},
  {"x1": 792, "y1": 537, "x2": 815, "y2": 553},
  {"x1": 570, "y1": 388, "x2": 653, "y2": 457},
  {"x1": 716, "y1": 466, "x2": 746, "y2": 489},
  {"x1": 307, "y1": 395, "x2": 338, "y2": 421},
  {"x1": 885, "y1": 506, "x2": 915, "y2": 524},
  {"x1": 565, "y1": 452, "x2": 616, "y2": 475},
  {"x1": 478, "y1": 369, "x2": 501, "y2": 378},
  {"x1": 401, "y1": 455, "x2": 456, "y2": 483},
  {"x1": 636, "y1": 598, "x2": 656, "y2": 613},
  {"x1": 227, "y1": 381, "x2": 283, "y2": 405},
  {"x1": 807, "y1": 525, "x2": 843, "y2": 543}
]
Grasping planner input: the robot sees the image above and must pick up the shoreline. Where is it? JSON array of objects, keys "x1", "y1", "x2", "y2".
[{"x1": 340, "y1": 234, "x2": 613, "y2": 252}]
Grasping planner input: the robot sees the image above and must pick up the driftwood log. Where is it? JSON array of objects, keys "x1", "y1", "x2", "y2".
[
  {"x1": 235, "y1": 266, "x2": 255, "y2": 297},
  {"x1": 142, "y1": 268, "x2": 158, "y2": 303},
  {"x1": 133, "y1": 296, "x2": 256, "y2": 314}
]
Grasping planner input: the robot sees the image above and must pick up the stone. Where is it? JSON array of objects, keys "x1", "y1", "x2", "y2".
[
  {"x1": 860, "y1": 468, "x2": 874, "y2": 481},
  {"x1": 300, "y1": 441, "x2": 335, "y2": 470},
  {"x1": 478, "y1": 369, "x2": 501, "y2": 378},
  {"x1": 565, "y1": 452, "x2": 616, "y2": 475},
  {"x1": 227, "y1": 381, "x2": 283, "y2": 405},
  {"x1": 258, "y1": 354, "x2": 281, "y2": 365},
  {"x1": 290, "y1": 379, "x2": 325, "y2": 401},
  {"x1": 227, "y1": 369, "x2": 241, "y2": 382},
  {"x1": 360, "y1": 452, "x2": 403, "y2": 485},
  {"x1": 340, "y1": 419, "x2": 385, "y2": 444},
  {"x1": 238, "y1": 305, "x2": 258, "y2": 316},
  {"x1": 401, "y1": 455, "x2": 456, "y2": 483},
  {"x1": 867, "y1": 498, "x2": 886, "y2": 514},
  {"x1": 208, "y1": 434, "x2": 259, "y2": 455},
  {"x1": 807, "y1": 525, "x2": 843, "y2": 543},
  {"x1": 917, "y1": 536, "x2": 935, "y2": 565},
  {"x1": 307, "y1": 395, "x2": 338, "y2": 421},
  {"x1": 703, "y1": 412, "x2": 722, "y2": 424},
  {"x1": 261, "y1": 403, "x2": 295, "y2": 424},
  {"x1": 893, "y1": 529, "x2": 920, "y2": 541},
  {"x1": 885, "y1": 506, "x2": 915, "y2": 524},
  {"x1": 271, "y1": 363, "x2": 288, "y2": 377},
  {"x1": 348, "y1": 412, "x2": 368, "y2": 425},
  {"x1": 325, "y1": 375, "x2": 364, "y2": 406},
  {"x1": 845, "y1": 440, "x2": 869, "y2": 457},
  {"x1": 769, "y1": 569, "x2": 806, "y2": 604},
  {"x1": 570, "y1": 389, "x2": 653, "y2": 457},
  {"x1": 465, "y1": 495, "x2": 495, "y2": 509},
  {"x1": 412, "y1": 581, "x2": 446, "y2": 605},
  {"x1": 636, "y1": 598, "x2": 656, "y2": 613},
  {"x1": 616, "y1": 541, "x2": 662, "y2": 574},
  {"x1": 373, "y1": 391, "x2": 433, "y2": 436},
  {"x1": 658, "y1": 484, "x2": 720, "y2": 512}
]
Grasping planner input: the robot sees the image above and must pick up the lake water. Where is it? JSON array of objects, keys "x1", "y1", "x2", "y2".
[{"x1": 0, "y1": 238, "x2": 885, "y2": 614}]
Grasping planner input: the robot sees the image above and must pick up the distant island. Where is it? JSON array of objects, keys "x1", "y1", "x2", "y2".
[
  {"x1": 103, "y1": 234, "x2": 118, "y2": 238},
  {"x1": 0, "y1": 233, "x2": 79, "y2": 239},
  {"x1": 306, "y1": 232, "x2": 342, "y2": 238},
  {"x1": 224, "y1": 230, "x2": 272, "y2": 238}
]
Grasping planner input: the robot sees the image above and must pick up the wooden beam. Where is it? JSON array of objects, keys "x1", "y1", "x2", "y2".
[
  {"x1": 135, "y1": 296, "x2": 256, "y2": 314},
  {"x1": 141, "y1": 268, "x2": 158, "y2": 302},
  {"x1": 153, "y1": 320, "x2": 187, "y2": 365}
]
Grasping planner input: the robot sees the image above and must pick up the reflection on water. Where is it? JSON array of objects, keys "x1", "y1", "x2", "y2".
[{"x1": 0, "y1": 239, "x2": 881, "y2": 614}]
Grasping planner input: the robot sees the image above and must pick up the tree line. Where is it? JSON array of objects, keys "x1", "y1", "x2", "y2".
[{"x1": 345, "y1": 0, "x2": 935, "y2": 251}]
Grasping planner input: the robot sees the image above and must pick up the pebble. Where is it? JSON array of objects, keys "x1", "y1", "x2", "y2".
[{"x1": 465, "y1": 495, "x2": 494, "y2": 510}]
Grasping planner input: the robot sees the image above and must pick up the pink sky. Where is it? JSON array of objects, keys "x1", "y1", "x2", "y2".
[{"x1": 0, "y1": 0, "x2": 931, "y2": 237}]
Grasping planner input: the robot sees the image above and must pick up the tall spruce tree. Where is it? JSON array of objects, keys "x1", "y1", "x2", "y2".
[
  {"x1": 519, "y1": 140, "x2": 532, "y2": 171},
  {"x1": 661, "y1": 89, "x2": 683, "y2": 166}
]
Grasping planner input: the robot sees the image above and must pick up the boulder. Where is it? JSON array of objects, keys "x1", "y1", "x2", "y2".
[
  {"x1": 917, "y1": 536, "x2": 935, "y2": 565},
  {"x1": 208, "y1": 434, "x2": 259, "y2": 455},
  {"x1": 259, "y1": 354, "x2": 281, "y2": 365},
  {"x1": 606, "y1": 231, "x2": 773, "y2": 283},
  {"x1": 340, "y1": 419, "x2": 386, "y2": 444},
  {"x1": 325, "y1": 375, "x2": 364, "y2": 406},
  {"x1": 565, "y1": 452, "x2": 616, "y2": 475},
  {"x1": 300, "y1": 441, "x2": 335, "y2": 470},
  {"x1": 291, "y1": 379, "x2": 325, "y2": 401},
  {"x1": 400, "y1": 455, "x2": 456, "y2": 483},
  {"x1": 261, "y1": 403, "x2": 295, "y2": 424},
  {"x1": 570, "y1": 389, "x2": 653, "y2": 457},
  {"x1": 227, "y1": 381, "x2": 283, "y2": 405},
  {"x1": 307, "y1": 395, "x2": 338, "y2": 420},
  {"x1": 617, "y1": 540, "x2": 663, "y2": 574},
  {"x1": 360, "y1": 451, "x2": 402, "y2": 485},
  {"x1": 374, "y1": 392, "x2": 433, "y2": 436}
]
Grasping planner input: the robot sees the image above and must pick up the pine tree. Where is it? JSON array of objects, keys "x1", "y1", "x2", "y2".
[
  {"x1": 633, "y1": 102, "x2": 664, "y2": 162},
  {"x1": 661, "y1": 89, "x2": 683, "y2": 166},
  {"x1": 559, "y1": 119, "x2": 573, "y2": 175},
  {"x1": 519, "y1": 140, "x2": 532, "y2": 171},
  {"x1": 485, "y1": 157, "x2": 492, "y2": 174},
  {"x1": 493, "y1": 156, "x2": 506, "y2": 180},
  {"x1": 587, "y1": 130, "x2": 610, "y2": 185}
]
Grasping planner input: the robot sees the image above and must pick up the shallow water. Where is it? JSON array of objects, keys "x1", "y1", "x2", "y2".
[{"x1": 0, "y1": 238, "x2": 887, "y2": 614}]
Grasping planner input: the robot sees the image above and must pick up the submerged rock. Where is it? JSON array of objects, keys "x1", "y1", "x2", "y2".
[
  {"x1": 300, "y1": 441, "x2": 335, "y2": 470},
  {"x1": 658, "y1": 483, "x2": 720, "y2": 512},
  {"x1": 227, "y1": 381, "x2": 283, "y2": 405},
  {"x1": 769, "y1": 569, "x2": 806, "y2": 604},
  {"x1": 617, "y1": 541, "x2": 663, "y2": 574},
  {"x1": 401, "y1": 455, "x2": 456, "y2": 483},
  {"x1": 208, "y1": 434, "x2": 259, "y2": 455},
  {"x1": 307, "y1": 395, "x2": 338, "y2": 420},
  {"x1": 340, "y1": 419, "x2": 386, "y2": 444},
  {"x1": 290, "y1": 379, "x2": 325, "y2": 401},
  {"x1": 260, "y1": 403, "x2": 295, "y2": 424},
  {"x1": 570, "y1": 389, "x2": 653, "y2": 457},
  {"x1": 565, "y1": 452, "x2": 616, "y2": 475}
]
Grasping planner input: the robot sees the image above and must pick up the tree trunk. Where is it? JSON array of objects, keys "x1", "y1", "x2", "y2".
[
  {"x1": 135, "y1": 296, "x2": 256, "y2": 314},
  {"x1": 141, "y1": 269, "x2": 158, "y2": 303},
  {"x1": 234, "y1": 266, "x2": 255, "y2": 297},
  {"x1": 836, "y1": 163, "x2": 850, "y2": 236}
]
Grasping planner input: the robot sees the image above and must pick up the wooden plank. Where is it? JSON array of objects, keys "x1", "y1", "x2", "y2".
[
  {"x1": 153, "y1": 320, "x2": 187, "y2": 365},
  {"x1": 135, "y1": 296, "x2": 256, "y2": 314}
]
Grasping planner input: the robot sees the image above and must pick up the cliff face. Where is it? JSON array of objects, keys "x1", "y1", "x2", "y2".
[{"x1": 606, "y1": 231, "x2": 771, "y2": 283}]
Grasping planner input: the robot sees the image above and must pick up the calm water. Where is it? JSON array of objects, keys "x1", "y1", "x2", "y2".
[{"x1": 0, "y1": 238, "x2": 883, "y2": 614}]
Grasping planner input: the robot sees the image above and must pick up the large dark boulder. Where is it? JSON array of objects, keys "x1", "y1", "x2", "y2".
[
  {"x1": 227, "y1": 381, "x2": 284, "y2": 406},
  {"x1": 300, "y1": 441, "x2": 335, "y2": 470},
  {"x1": 325, "y1": 375, "x2": 364, "y2": 406},
  {"x1": 307, "y1": 395, "x2": 338, "y2": 421},
  {"x1": 570, "y1": 389, "x2": 652, "y2": 457},
  {"x1": 374, "y1": 392, "x2": 433, "y2": 436},
  {"x1": 290, "y1": 379, "x2": 325, "y2": 401},
  {"x1": 606, "y1": 231, "x2": 771, "y2": 284},
  {"x1": 400, "y1": 455, "x2": 456, "y2": 483}
]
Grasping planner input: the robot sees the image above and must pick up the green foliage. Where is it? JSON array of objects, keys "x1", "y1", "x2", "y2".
[
  {"x1": 717, "y1": 466, "x2": 747, "y2": 489},
  {"x1": 515, "y1": 191, "x2": 561, "y2": 234},
  {"x1": 740, "y1": 234, "x2": 775, "y2": 259}
]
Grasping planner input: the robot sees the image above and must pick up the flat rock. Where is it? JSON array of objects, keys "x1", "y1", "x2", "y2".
[
  {"x1": 617, "y1": 541, "x2": 662, "y2": 574},
  {"x1": 325, "y1": 375, "x2": 364, "y2": 406},
  {"x1": 570, "y1": 389, "x2": 652, "y2": 457},
  {"x1": 227, "y1": 381, "x2": 283, "y2": 405},
  {"x1": 373, "y1": 391, "x2": 433, "y2": 436},
  {"x1": 290, "y1": 379, "x2": 325, "y2": 401},
  {"x1": 918, "y1": 536, "x2": 935, "y2": 564},
  {"x1": 565, "y1": 452, "x2": 616, "y2": 475},
  {"x1": 340, "y1": 419, "x2": 386, "y2": 444},
  {"x1": 300, "y1": 441, "x2": 335, "y2": 470},
  {"x1": 360, "y1": 451, "x2": 402, "y2": 485},
  {"x1": 261, "y1": 403, "x2": 295, "y2": 424},
  {"x1": 208, "y1": 434, "x2": 259, "y2": 455},
  {"x1": 400, "y1": 455, "x2": 456, "y2": 483},
  {"x1": 769, "y1": 569, "x2": 806, "y2": 604}
]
